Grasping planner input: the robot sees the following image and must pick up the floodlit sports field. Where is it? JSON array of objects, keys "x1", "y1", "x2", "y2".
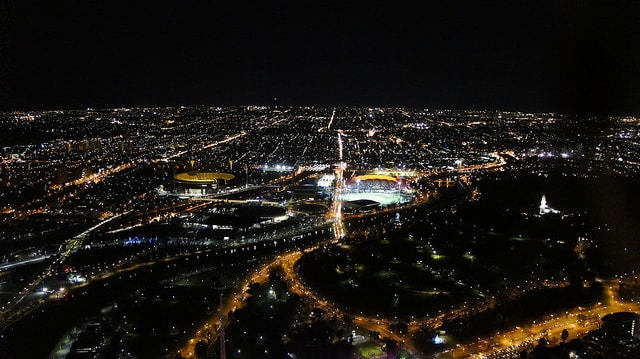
[{"x1": 341, "y1": 191, "x2": 410, "y2": 206}]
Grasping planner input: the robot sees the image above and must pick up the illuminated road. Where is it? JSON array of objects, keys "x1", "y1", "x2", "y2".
[
  {"x1": 327, "y1": 108, "x2": 336, "y2": 130},
  {"x1": 0, "y1": 256, "x2": 50, "y2": 271},
  {"x1": 444, "y1": 279, "x2": 640, "y2": 358},
  {"x1": 0, "y1": 211, "x2": 130, "y2": 316},
  {"x1": 177, "y1": 248, "x2": 413, "y2": 357},
  {"x1": 331, "y1": 130, "x2": 346, "y2": 240},
  {"x1": 9, "y1": 162, "x2": 136, "y2": 221},
  {"x1": 161, "y1": 131, "x2": 247, "y2": 161},
  {"x1": 177, "y1": 255, "x2": 279, "y2": 358},
  {"x1": 279, "y1": 250, "x2": 413, "y2": 351}
]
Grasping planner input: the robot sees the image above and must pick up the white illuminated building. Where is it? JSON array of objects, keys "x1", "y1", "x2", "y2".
[{"x1": 539, "y1": 195, "x2": 560, "y2": 215}]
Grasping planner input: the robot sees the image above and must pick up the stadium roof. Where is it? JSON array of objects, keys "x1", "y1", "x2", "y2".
[
  {"x1": 174, "y1": 171, "x2": 235, "y2": 183},
  {"x1": 351, "y1": 174, "x2": 398, "y2": 182}
]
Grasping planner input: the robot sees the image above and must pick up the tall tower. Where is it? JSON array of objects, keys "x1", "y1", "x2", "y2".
[
  {"x1": 219, "y1": 294, "x2": 226, "y2": 359},
  {"x1": 539, "y1": 195, "x2": 547, "y2": 215}
]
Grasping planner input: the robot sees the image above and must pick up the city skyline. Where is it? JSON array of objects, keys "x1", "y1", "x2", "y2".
[
  {"x1": 1, "y1": 106, "x2": 639, "y2": 358},
  {"x1": 2, "y1": 1, "x2": 640, "y2": 115}
]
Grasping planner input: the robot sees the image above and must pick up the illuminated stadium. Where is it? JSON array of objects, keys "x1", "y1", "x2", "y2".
[
  {"x1": 174, "y1": 171, "x2": 235, "y2": 183},
  {"x1": 173, "y1": 171, "x2": 236, "y2": 196},
  {"x1": 342, "y1": 174, "x2": 414, "y2": 210},
  {"x1": 346, "y1": 174, "x2": 399, "y2": 190}
]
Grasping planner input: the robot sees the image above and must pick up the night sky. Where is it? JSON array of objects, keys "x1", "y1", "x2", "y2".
[{"x1": 2, "y1": 1, "x2": 640, "y2": 115}]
